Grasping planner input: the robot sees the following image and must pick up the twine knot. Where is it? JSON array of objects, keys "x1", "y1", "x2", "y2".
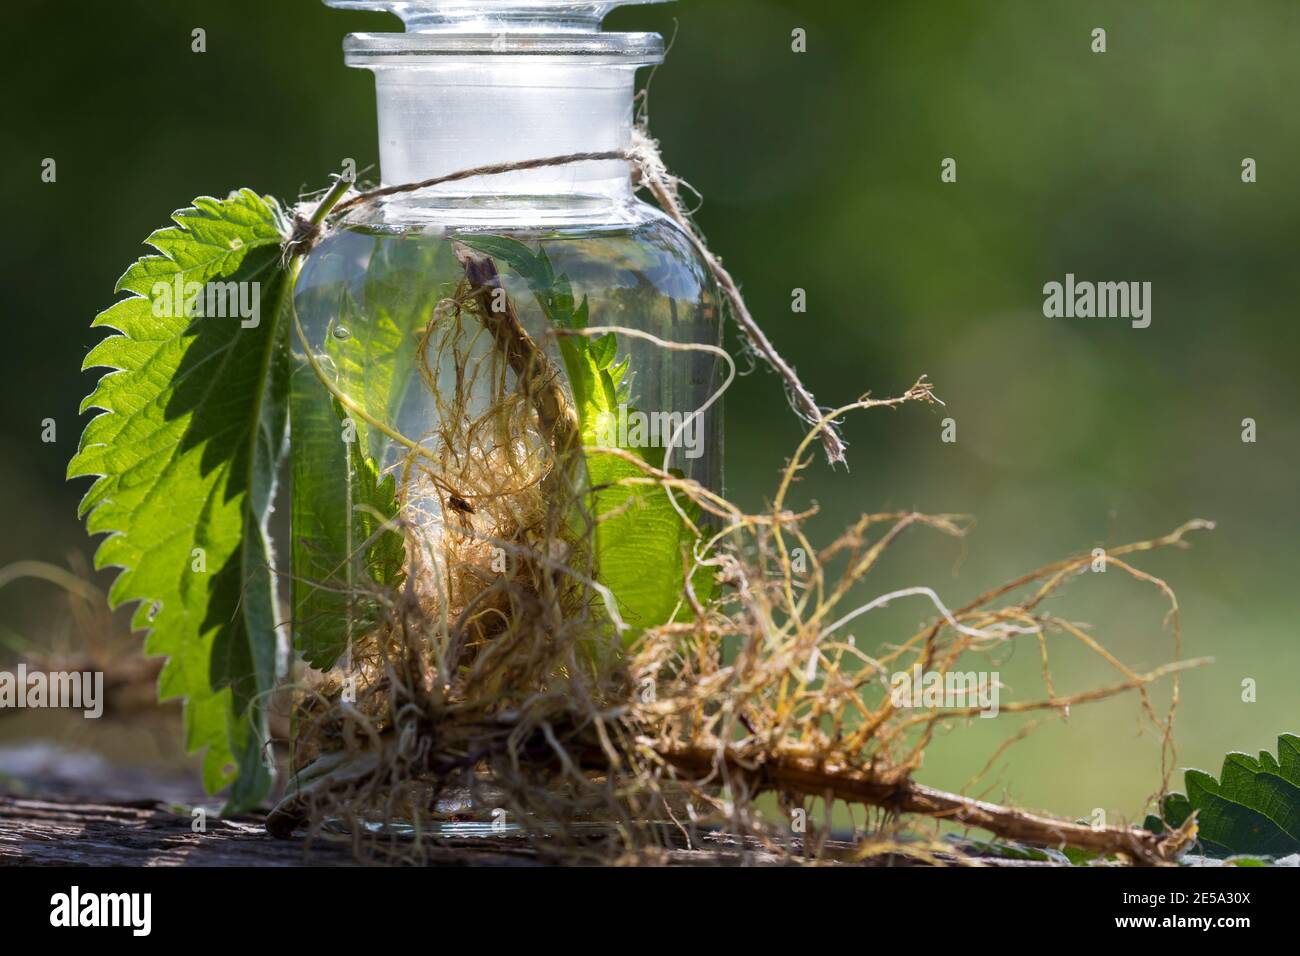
[{"x1": 285, "y1": 213, "x2": 325, "y2": 259}]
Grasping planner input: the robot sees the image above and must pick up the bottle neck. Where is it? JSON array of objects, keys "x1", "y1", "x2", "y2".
[{"x1": 370, "y1": 59, "x2": 638, "y2": 209}]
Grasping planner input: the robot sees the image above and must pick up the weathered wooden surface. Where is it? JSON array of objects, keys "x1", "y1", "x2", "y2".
[
  {"x1": 0, "y1": 792, "x2": 806, "y2": 867},
  {"x1": 0, "y1": 745, "x2": 1053, "y2": 866},
  {"x1": 0, "y1": 743, "x2": 329, "y2": 866},
  {"x1": 1, "y1": 791, "x2": 1070, "y2": 866},
  {"x1": 0, "y1": 794, "x2": 352, "y2": 866},
  {"x1": 0, "y1": 745, "x2": 731, "y2": 865},
  {"x1": 0, "y1": 750, "x2": 597, "y2": 865}
]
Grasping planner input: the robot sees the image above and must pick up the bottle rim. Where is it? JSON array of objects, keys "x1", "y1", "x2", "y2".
[{"x1": 342, "y1": 30, "x2": 664, "y2": 65}]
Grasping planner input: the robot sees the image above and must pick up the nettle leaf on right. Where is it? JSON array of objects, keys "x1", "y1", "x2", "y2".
[{"x1": 1146, "y1": 734, "x2": 1300, "y2": 858}]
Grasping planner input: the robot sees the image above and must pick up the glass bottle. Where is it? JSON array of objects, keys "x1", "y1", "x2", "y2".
[{"x1": 286, "y1": 0, "x2": 723, "y2": 832}]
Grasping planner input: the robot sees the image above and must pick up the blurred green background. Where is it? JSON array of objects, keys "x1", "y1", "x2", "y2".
[{"x1": 1, "y1": 0, "x2": 1297, "y2": 825}]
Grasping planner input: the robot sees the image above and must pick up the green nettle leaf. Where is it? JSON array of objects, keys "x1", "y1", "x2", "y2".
[
  {"x1": 289, "y1": 238, "x2": 456, "y2": 671},
  {"x1": 458, "y1": 235, "x2": 712, "y2": 632},
  {"x1": 350, "y1": 434, "x2": 405, "y2": 591},
  {"x1": 288, "y1": 372, "x2": 406, "y2": 671},
  {"x1": 289, "y1": 363, "x2": 357, "y2": 671},
  {"x1": 325, "y1": 238, "x2": 458, "y2": 431},
  {"x1": 69, "y1": 190, "x2": 293, "y2": 809},
  {"x1": 290, "y1": 289, "x2": 408, "y2": 671},
  {"x1": 584, "y1": 453, "x2": 711, "y2": 629},
  {"x1": 1145, "y1": 734, "x2": 1300, "y2": 858}
]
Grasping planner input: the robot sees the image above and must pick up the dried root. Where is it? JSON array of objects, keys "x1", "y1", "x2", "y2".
[{"x1": 270, "y1": 255, "x2": 1210, "y2": 867}]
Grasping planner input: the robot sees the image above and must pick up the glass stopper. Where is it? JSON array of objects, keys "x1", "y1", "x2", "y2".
[{"x1": 322, "y1": 0, "x2": 673, "y2": 34}]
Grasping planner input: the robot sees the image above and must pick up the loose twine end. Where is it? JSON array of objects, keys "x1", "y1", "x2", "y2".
[{"x1": 290, "y1": 128, "x2": 850, "y2": 467}]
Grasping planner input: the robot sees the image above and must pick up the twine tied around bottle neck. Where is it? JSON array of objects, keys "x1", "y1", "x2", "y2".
[{"x1": 288, "y1": 128, "x2": 848, "y2": 467}]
